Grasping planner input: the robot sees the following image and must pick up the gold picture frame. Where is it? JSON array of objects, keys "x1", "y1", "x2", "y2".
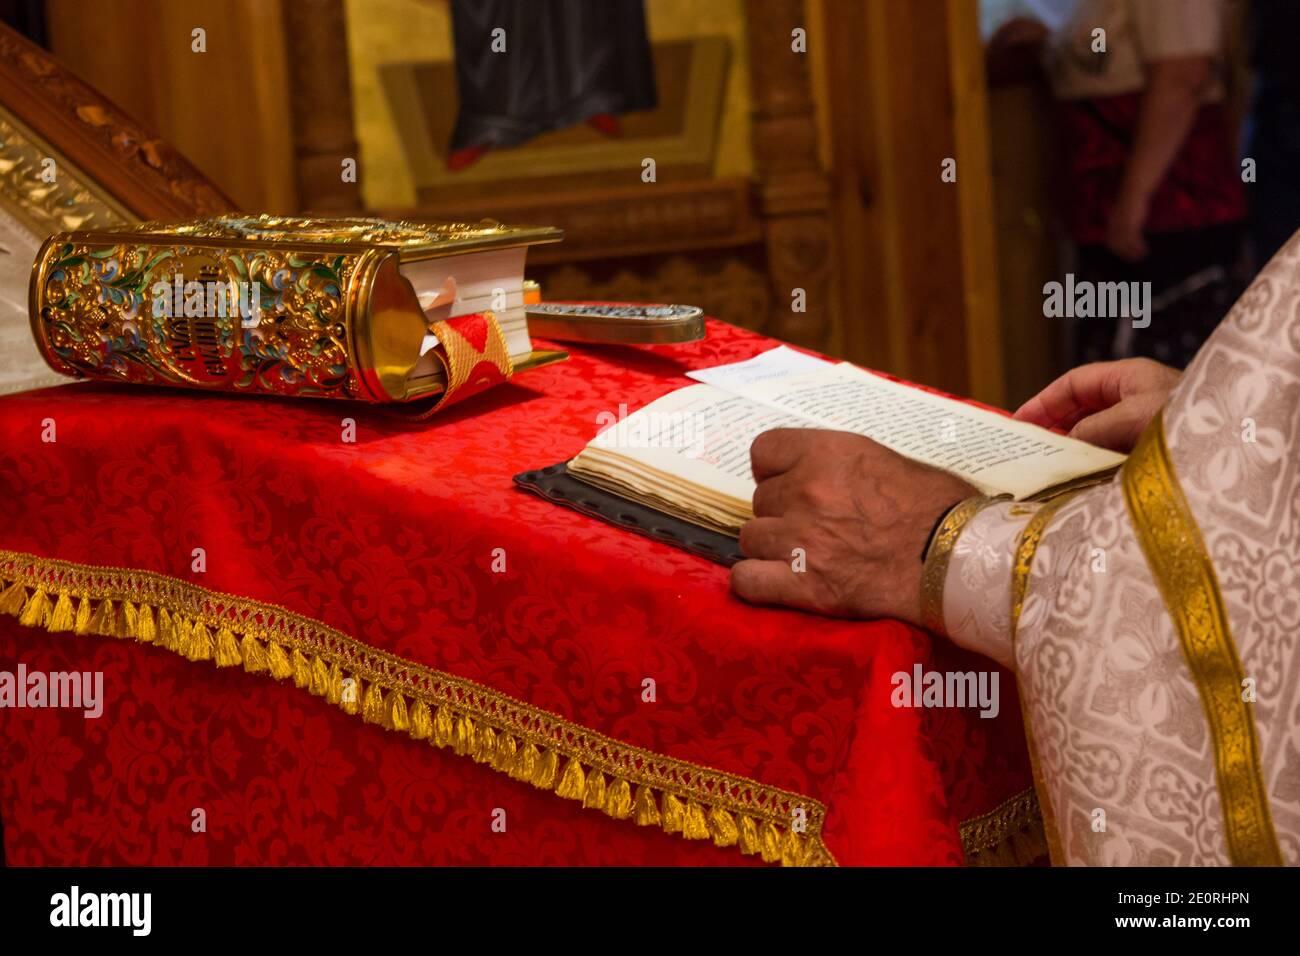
[
  {"x1": 379, "y1": 36, "x2": 731, "y2": 203},
  {"x1": 0, "y1": 22, "x2": 233, "y2": 396}
]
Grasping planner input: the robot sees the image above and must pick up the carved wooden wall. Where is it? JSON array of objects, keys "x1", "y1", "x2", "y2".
[
  {"x1": 282, "y1": 0, "x2": 363, "y2": 213},
  {"x1": 745, "y1": 0, "x2": 834, "y2": 348},
  {"x1": 820, "y1": 0, "x2": 1005, "y2": 404},
  {"x1": 44, "y1": 0, "x2": 294, "y2": 213}
]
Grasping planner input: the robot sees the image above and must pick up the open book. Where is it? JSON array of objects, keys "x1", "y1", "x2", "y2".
[{"x1": 568, "y1": 348, "x2": 1126, "y2": 536}]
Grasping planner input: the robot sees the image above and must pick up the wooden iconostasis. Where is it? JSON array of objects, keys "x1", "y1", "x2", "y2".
[{"x1": 41, "y1": 0, "x2": 1017, "y2": 407}]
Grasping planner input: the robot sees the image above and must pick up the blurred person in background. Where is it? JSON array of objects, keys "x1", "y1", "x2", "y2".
[
  {"x1": 1246, "y1": 0, "x2": 1300, "y2": 267},
  {"x1": 990, "y1": 0, "x2": 1245, "y2": 369}
]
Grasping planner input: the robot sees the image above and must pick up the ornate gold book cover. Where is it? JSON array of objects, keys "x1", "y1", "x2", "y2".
[{"x1": 28, "y1": 214, "x2": 564, "y2": 407}]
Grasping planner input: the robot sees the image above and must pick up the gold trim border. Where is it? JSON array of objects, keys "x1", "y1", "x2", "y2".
[
  {"x1": 1121, "y1": 414, "x2": 1283, "y2": 866},
  {"x1": 919, "y1": 494, "x2": 991, "y2": 634},
  {"x1": 917, "y1": 494, "x2": 1055, "y2": 867},
  {"x1": 959, "y1": 787, "x2": 1048, "y2": 866},
  {"x1": 1009, "y1": 495, "x2": 1073, "y2": 640},
  {"x1": 0, "y1": 548, "x2": 835, "y2": 867},
  {"x1": 1009, "y1": 493, "x2": 1078, "y2": 866},
  {"x1": 0, "y1": 103, "x2": 133, "y2": 238}
]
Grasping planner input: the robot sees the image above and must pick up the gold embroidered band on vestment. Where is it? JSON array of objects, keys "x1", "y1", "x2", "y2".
[
  {"x1": 919, "y1": 494, "x2": 992, "y2": 635},
  {"x1": 1121, "y1": 414, "x2": 1282, "y2": 867},
  {"x1": 1008, "y1": 492, "x2": 1079, "y2": 866}
]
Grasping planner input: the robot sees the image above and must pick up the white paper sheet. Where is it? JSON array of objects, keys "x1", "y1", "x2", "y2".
[{"x1": 685, "y1": 345, "x2": 832, "y2": 390}]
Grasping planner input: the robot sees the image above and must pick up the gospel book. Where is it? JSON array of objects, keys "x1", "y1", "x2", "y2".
[
  {"x1": 567, "y1": 348, "x2": 1127, "y2": 537},
  {"x1": 29, "y1": 214, "x2": 562, "y2": 404}
]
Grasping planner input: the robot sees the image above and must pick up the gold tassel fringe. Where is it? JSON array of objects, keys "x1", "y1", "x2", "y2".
[
  {"x1": 156, "y1": 606, "x2": 174, "y2": 648},
  {"x1": 511, "y1": 741, "x2": 539, "y2": 781},
  {"x1": 309, "y1": 655, "x2": 329, "y2": 697},
  {"x1": 135, "y1": 604, "x2": 156, "y2": 644},
  {"x1": 48, "y1": 591, "x2": 76, "y2": 632},
  {"x1": 683, "y1": 800, "x2": 710, "y2": 840},
  {"x1": 240, "y1": 632, "x2": 268, "y2": 673},
  {"x1": 491, "y1": 733, "x2": 516, "y2": 772},
  {"x1": 532, "y1": 748, "x2": 559, "y2": 790},
  {"x1": 409, "y1": 700, "x2": 432, "y2": 740},
  {"x1": 604, "y1": 777, "x2": 633, "y2": 820},
  {"x1": 188, "y1": 622, "x2": 212, "y2": 661},
  {"x1": 738, "y1": 815, "x2": 760, "y2": 855},
  {"x1": 0, "y1": 579, "x2": 27, "y2": 616},
  {"x1": 959, "y1": 788, "x2": 1050, "y2": 866},
  {"x1": 339, "y1": 675, "x2": 361, "y2": 715},
  {"x1": 174, "y1": 615, "x2": 192, "y2": 656},
  {"x1": 213, "y1": 625, "x2": 240, "y2": 666},
  {"x1": 362, "y1": 682, "x2": 387, "y2": 725},
  {"x1": 633, "y1": 785, "x2": 660, "y2": 827},
  {"x1": 0, "y1": 567, "x2": 835, "y2": 868},
  {"x1": 583, "y1": 770, "x2": 606, "y2": 811},
  {"x1": 708, "y1": 806, "x2": 739, "y2": 847},
  {"x1": 18, "y1": 587, "x2": 51, "y2": 628},
  {"x1": 267, "y1": 642, "x2": 293, "y2": 681},
  {"x1": 326, "y1": 662, "x2": 344, "y2": 706},
  {"x1": 556, "y1": 758, "x2": 585, "y2": 800},
  {"x1": 73, "y1": 595, "x2": 92, "y2": 635},
  {"x1": 472, "y1": 722, "x2": 495, "y2": 763},
  {"x1": 661, "y1": 793, "x2": 685, "y2": 834},
  {"x1": 291, "y1": 648, "x2": 311, "y2": 688},
  {"x1": 387, "y1": 691, "x2": 409, "y2": 732},
  {"x1": 87, "y1": 598, "x2": 116, "y2": 636}
]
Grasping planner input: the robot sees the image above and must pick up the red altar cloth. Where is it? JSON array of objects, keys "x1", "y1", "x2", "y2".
[{"x1": 0, "y1": 320, "x2": 1034, "y2": 865}]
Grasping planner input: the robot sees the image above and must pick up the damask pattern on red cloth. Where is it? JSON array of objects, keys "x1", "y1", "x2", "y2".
[{"x1": 0, "y1": 320, "x2": 1033, "y2": 865}]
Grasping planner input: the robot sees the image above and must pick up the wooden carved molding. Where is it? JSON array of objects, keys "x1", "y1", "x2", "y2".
[
  {"x1": 390, "y1": 178, "x2": 764, "y2": 266},
  {"x1": 282, "y1": 0, "x2": 364, "y2": 213},
  {"x1": 745, "y1": 0, "x2": 835, "y2": 349},
  {"x1": 0, "y1": 22, "x2": 234, "y2": 221},
  {"x1": 532, "y1": 249, "x2": 772, "y2": 335}
]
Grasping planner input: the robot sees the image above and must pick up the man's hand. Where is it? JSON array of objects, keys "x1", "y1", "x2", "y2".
[
  {"x1": 730, "y1": 429, "x2": 975, "y2": 623},
  {"x1": 1014, "y1": 358, "x2": 1181, "y2": 452}
]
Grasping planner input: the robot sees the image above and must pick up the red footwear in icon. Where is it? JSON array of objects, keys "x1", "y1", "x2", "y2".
[
  {"x1": 447, "y1": 144, "x2": 490, "y2": 171},
  {"x1": 587, "y1": 113, "x2": 623, "y2": 138}
]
